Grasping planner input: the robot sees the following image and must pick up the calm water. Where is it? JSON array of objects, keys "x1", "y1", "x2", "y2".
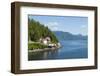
[{"x1": 28, "y1": 40, "x2": 88, "y2": 60}]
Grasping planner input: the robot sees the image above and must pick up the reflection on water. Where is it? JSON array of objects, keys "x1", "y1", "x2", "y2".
[
  {"x1": 28, "y1": 40, "x2": 88, "y2": 60},
  {"x1": 28, "y1": 50, "x2": 59, "y2": 60}
]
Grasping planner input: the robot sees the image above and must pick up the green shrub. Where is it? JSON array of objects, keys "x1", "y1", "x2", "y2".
[{"x1": 28, "y1": 43, "x2": 48, "y2": 50}]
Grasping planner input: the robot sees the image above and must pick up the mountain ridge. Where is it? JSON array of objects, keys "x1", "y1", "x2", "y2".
[{"x1": 53, "y1": 31, "x2": 87, "y2": 40}]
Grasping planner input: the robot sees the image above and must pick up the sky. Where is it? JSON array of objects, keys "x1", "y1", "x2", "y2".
[{"x1": 28, "y1": 15, "x2": 88, "y2": 35}]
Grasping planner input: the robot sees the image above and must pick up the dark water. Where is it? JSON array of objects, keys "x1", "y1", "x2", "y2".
[{"x1": 28, "y1": 40, "x2": 88, "y2": 60}]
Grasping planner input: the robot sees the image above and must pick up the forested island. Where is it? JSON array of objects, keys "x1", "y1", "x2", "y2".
[{"x1": 28, "y1": 18, "x2": 61, "y2": 52}]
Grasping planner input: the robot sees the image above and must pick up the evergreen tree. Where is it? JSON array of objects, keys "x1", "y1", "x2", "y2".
[{"x1": 28, "y1": 18, "x2": 59, "y2": 43}]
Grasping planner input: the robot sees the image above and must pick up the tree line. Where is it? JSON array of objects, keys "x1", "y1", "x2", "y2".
[{"x1": 28, "y1": 18, "x2": 58, "y2": 43}]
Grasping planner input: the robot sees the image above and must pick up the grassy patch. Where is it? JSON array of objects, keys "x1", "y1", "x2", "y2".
[{"x1": 28, "y1": 43, "x2": 48, "y2": 50}]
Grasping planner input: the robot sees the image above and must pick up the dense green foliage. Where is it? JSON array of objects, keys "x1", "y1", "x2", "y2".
[
  {"x1": 28, "y1": 43, "x2": 48, "y2": 50},
  {"x1": 28, "y1": 18, "x2": 58, "y2": 43}
]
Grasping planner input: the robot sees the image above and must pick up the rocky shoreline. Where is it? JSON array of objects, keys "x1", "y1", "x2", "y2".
[{"x1": 28, "y1": 46, "x2": 61, "y2": 53}]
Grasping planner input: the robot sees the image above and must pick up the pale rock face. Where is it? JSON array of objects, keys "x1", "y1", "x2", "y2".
[
  {"x1": 43, "y1": 40, "x2": 48, "y2": 45},
  {"x1": 58, "y1": 43, "x2": 61, "y2": 46},
  {"x1": 39, "y1": 37, "x2": 51, "y2": 45}
]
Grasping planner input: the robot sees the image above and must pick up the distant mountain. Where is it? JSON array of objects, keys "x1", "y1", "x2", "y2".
[{"x1": 53, "y1": 31, "x2": 87, "y2": 40}]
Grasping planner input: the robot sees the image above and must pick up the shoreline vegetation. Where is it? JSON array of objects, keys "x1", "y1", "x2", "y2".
[
  {"x1": 28, "y1": 18, "x2": 61, "y2": 52},
  {"x1": 28, "y1": 48, "x2": 59, "y2": 53},
  {"x1": 28, "y1": 42, "x2": 61, "y2": 52},
  {"x1": 28, "y1": 41, "x2": 61, "y2": 52}
]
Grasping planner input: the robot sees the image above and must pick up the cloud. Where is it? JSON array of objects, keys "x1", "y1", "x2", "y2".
[
  {"x1": 81, "y1": 25, "x2": 86, "y2": 29},
  {"x1": 45, "y1": 22, "x2": 60, "y2": 31},
  {"x1": 52, "y1": 27, "x2": 59, "y2": 31},
  {"x1": 46, "y1": 22, "x2": 59, "y2": 27}
]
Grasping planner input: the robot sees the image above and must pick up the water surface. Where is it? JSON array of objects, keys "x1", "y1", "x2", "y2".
[{"x1": 28, "y1": 40, "x2": 88, "y2": 60}]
